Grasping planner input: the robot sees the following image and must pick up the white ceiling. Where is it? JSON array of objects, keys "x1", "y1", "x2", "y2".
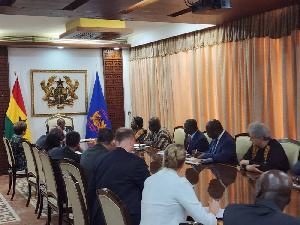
[{"x1": 0, "y1": 14, "x2": 172, "y2": 38}]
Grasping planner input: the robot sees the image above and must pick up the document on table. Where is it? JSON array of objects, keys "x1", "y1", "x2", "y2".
[{"x1": 185, "y1": 157, "x2": 200, "y2": 165}]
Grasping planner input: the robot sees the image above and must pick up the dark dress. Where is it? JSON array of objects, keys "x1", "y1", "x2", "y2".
[
  {"x1": 242, "y1": 138, "x2": 290, "y2": 172},
  {"x1": 10, "y1": 134, "x2": 27, "y2": 171}
]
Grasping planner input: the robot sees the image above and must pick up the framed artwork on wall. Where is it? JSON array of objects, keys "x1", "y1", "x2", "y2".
[{"x1": 30, "y1": 70, "x2": 88, "y2": 117}]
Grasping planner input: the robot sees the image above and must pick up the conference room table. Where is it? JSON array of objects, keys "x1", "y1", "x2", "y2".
[{"x1": 134, "y1": 146, "x2": 300, "y2": 221}]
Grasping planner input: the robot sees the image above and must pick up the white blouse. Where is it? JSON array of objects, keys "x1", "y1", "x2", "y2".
[{"x1": 140, "y1": 168, "x2": 217, "y2": 225}]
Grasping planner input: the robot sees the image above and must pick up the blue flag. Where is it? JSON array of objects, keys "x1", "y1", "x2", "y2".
[{"x1": 85, "y1": 72, "x2": 111, "y2": 138}]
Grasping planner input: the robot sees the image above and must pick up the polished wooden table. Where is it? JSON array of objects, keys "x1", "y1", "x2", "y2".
[{"x1": 134, "y1": 147, "x2": 300, "y2": 220}]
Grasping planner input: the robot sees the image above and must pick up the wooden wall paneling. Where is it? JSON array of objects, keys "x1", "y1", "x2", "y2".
[
  {"x1": 0, "y1": 47, "x2": 10, "y2": 175},
  {"x1": 103, "y1": 49, "x2": 125, "y2": 132}
]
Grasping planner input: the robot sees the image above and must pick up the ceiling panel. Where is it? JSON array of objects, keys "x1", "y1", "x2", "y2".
[{"x1": 0, "y1": 0, "x2": 297, "y2": 25}]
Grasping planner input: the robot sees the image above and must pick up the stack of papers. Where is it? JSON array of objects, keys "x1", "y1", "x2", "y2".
[
  {"x1": 185, "y1": 157, "x2": 200, "y2": 165},
  {"x1": 80, "y1": 138, "x2": 95, "y2": 143}
]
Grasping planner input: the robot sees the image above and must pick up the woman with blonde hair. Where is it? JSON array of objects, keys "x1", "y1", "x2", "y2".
[{"x1": 140, "y1": 143, "x2": 219, "y2": 225}]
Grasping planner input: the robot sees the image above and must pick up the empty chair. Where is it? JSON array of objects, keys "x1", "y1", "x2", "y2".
[
  {"x1": 32, "y1": 145, "x2": 47, "y2": 218},
  {"x1": 3, "y1": 136, "x2": 26, "y2": 200},
  {"x1": 39, "y1": 150, "x2": 67, "y2": 225},
  {"x1": 59, "y1": 159, "x2": 88, "y2": 213},
  {"x1": 96, "y1": 188, "x2": 131, "y2": 225},
  {"x1": 22, "y1": 141, "x2": 39, "y2": 211},
  {"x1": 173, "y1": 126, "x2": 185, "y2": 145},
  {"x1": 278, "y1": 139, "x2": 300, "y2": 168},
  {"x1": 62, "y1": 171, "x2": 89, "y2": 225},
  {"x1": 235, "y1": 133, "x2": 252, "y2": 162},
  {"x1": 203, "y1": 131, "x2": 212, "y2": 144}
]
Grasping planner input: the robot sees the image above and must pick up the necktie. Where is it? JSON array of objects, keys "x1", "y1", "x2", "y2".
[
  {"x1": 210, "y1": 140, "x2": 217, "y2": 154},
  {"x1": 186, "y1": 136, "x2": 192, "y2": 151}
]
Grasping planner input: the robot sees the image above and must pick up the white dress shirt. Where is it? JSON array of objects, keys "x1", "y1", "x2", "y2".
[{"x1": 140, "y1": 168, "x2": 217, "y2": 225}]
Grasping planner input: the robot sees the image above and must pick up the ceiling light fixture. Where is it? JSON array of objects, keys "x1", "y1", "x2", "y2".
[
  {"x1": 57, "y1": 46, "x2": 64, "y2": 49},
  {"x1": 114, "y1": 47, "x2": 120, "y2": 50}
]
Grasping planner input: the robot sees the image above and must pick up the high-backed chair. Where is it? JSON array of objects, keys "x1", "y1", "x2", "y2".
[
  {"x1": 96, "y1": 188, "x2": 131, "y2": 225},
  {"x1": 62, "y1": 171, "x2": 89, "y2": 225},
  {"x1": 45, "y1": 114, "x2": 74, "y2": 133},
  {"x1": 173, "y1": 126, "x2": 185, "y2": 145},
  {"x1": 59, "y1": 159, "x2": 88, "y2": 213},
  {"x1": 3, "y1": 136, "x2": 26, "y2": 200},
  {"x1": 32, "y1": 145, "x2": 47, "y2": 218},
  {"x1": 235, "y1": 133, "x2": 252, "y2": 162},
  {"x1": 203, "y1": 131, "x2": 212, "y2": 144},
  {"x1": 39, "y1": 150, "x2": 67, "y2": 225},
  {"x1": 278, "y1": 139, "x2": 300, "y2": 168},
  {"x1": 22, "y1": 141, "x2": 39, "y2": 211}
]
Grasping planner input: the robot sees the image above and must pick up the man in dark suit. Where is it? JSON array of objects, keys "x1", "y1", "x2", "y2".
[
  {"x1": 80, "y1": 128, "x2": 115, "y2": 186},
  {"x1": 87, "y1": 127, "x2": 150, "y2": 225},
  {"x1": 198, "y1": 119, "x2": 238, "y2": 165},
  {"x1": 223, "y1": 170, "x2": 300, "y2": 225},
  {"x1": 184, "y1": 119, "x2": 209, "y2": 155}
]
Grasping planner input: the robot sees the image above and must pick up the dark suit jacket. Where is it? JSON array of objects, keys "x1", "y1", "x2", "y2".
[
  {"x1": 202, "y1": 130, "x2": 238, "y2": 165},
  {"x1": 87, "y1": 147, "x2": 150, "y2": 225},
  {"x1": 80, "y1": 143, "x2": 109, "y2": 186},
  {"x1": 224, "y1": 199, "x2": 300, "y2": 225},
  {"x1": 185, "y1": 130, "x2": 209, "y2": 155}
]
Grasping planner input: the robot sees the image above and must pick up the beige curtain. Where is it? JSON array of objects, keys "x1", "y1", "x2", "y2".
[{"x1": 129, "y1": 5, "x2": 300, "y2": 139}]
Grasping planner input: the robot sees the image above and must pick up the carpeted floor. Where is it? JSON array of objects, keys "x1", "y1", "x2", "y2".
[
  {"x1": 0, "y1": 192, "x2": 20, "y2": 224},
  {"x1": 0, "y1": 175, "x2": 62, "y2": 225}
]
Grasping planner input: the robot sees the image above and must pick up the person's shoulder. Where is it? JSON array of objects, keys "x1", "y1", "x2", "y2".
[
  {"x1": 269, "y1": 138, "x2": 284, "y2": 148},
  {"x1": 160, "y1": 127, "x2": 171, "y2": 134},
  {"x1": 48, "y1": 146, "x2": 62, "y2": 154},
  {"x1": 221, "y1": 131, "x2": 235, "y2": 144}
]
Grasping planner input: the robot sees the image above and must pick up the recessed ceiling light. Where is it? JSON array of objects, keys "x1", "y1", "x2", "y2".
[
  {"x1": 57, "y1": 46, "x2": 64, "y2": 49},
  {"x1": 114, "y1": 47, "x2": 120, "y2": 50}
]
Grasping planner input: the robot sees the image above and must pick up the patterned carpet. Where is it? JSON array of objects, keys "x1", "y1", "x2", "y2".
[
  {"x1": 15, "y1": 178, "x2": 49, "y2": 216},
  {"x1": 0, "y1": 192, "x2": 20, "y2": 224}
]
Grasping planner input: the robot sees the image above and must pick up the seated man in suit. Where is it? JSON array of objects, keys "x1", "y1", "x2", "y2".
[
  {"x1": 57, "y1": 117, "x2": 73, "y2": 134},
  {"x1": 87, "y1": 128, "x2": 150, "y2": 225},
  {"x1": 144, "y1": 117, "x2": 172, "y2": 149},
  {"x1": 197, "y1": 119, "x2": 238, "y2": 165},
  {"x1": 184, "y1": 119, "x2": 209, "y2": 155},
  {"x1": 48, "y1": 131, "x2": 82, "y2": 201},
  {"x1": 80, "y1": 128, "x2": 115, "y2": 185},
  {"x1": 240, "y1": 122, "x2": 290, "y2": 173},
  {"x1": 223, "y1": 170, "x2": 300, "y2": 225}
]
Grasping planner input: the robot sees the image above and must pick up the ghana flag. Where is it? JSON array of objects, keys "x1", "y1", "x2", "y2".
[{"x1": 5, "y1": 77, "x2": 31, "y2": 142}]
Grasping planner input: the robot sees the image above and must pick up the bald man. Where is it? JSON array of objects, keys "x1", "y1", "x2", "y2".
[
  {"x1": 144, "y1": 117, "x2": 172, "y2": 149},
  {"x1": 223, "y1": 170, "x2": 300, "y2": 225}
]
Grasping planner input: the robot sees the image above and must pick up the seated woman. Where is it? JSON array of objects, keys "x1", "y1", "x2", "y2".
[
  {"x1": 10, "y1": 121, "x2": 28, "y2": 172},
  {"x1": 131, "y1": 116, "x2": 147, "y2": 143},
  {"x1": 44, "y1": 132, "x2": 62, "y2": 152},
  {"x1": 140, "y1": 144, "x2": 219, "y2": 225}
]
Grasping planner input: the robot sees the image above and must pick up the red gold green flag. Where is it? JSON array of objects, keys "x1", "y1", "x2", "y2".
[{"x1": 5, "y1": 77, "x2": 31, "y2": 142}]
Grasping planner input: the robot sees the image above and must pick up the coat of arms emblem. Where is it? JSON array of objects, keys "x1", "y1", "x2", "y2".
[{"x1": 40, "y1": 76, "x2": 79, "y2": 109}]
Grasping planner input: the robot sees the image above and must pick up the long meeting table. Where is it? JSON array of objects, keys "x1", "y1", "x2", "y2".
[{"x1": 134, "y1": 147, "x2": 300, "y2": 221}]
